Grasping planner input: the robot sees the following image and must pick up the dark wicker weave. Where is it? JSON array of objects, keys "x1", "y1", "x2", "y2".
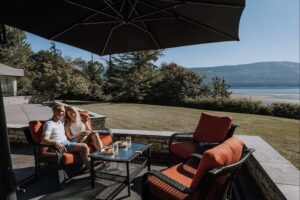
[
  {"x1": 23, "y1": 127, "x2": 82, "y2": 185},
  {"x1": 142, "y1": 147, "x2": 254, "y2": 200}
]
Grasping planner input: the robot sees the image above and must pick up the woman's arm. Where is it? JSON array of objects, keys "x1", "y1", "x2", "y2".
[{"x1": 64, "y1": 122, "x2": 84, "y2": 140}]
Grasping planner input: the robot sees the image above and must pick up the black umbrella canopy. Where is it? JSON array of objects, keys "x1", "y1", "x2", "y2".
[{"x1": 0, "y1": 0, "x2": 245, "y2": 55}]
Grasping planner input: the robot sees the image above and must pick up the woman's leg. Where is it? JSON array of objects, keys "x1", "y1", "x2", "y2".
[{"x1": 91, "y1": 133, "x2": 103, "y2": 151}]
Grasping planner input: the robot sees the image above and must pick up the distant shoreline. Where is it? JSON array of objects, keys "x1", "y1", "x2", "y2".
[{"x1": 230, "y1": 87, "x2": 299, "y2": 104}]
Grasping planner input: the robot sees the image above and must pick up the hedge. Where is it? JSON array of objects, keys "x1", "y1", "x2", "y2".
[{"x1": 180, "y1": 98, "x2": 299, "y2": 119}]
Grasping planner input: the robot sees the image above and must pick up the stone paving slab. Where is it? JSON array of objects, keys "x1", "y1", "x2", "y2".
[
  {"x1": 4, "y1": 104, "x2": 52, "y2": 126},
  {"x1": 277, "y1": 184, "x2": 300, "y2": 200},
  {"x1": 5, "y1": 103, "x2": 106, "y2": 128}
]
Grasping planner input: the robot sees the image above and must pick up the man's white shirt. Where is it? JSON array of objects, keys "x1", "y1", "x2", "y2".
[{"x1": 43, "y1": 119, "x2": 67, "y2": 143}]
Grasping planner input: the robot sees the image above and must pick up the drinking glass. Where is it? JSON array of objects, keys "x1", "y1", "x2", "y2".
[
  {"x1": 126, "y1": 136, "x2": 132, "y2": 148},
  {"x1": 113, "y1": 142, "x2": 119, "y2": 156}
]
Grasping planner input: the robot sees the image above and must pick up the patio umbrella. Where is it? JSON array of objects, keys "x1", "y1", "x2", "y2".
[
  {"x1": 0, "y1": 0, "x2": 245, "y2": 55},
  {"x1": 0, "y1": 0, "x2": 245, "y2": 199}
]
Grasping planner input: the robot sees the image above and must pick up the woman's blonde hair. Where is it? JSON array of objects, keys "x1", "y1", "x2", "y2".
[{"x1": 65, "y1": 106, "x2": 82, "y2": 128}]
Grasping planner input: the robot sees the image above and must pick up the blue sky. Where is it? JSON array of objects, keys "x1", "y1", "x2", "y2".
[{"x1": 26, "y1": 0, "x2": 299, "y2": 68}]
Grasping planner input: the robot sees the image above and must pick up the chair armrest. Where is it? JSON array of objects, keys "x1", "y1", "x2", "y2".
[
  {"x1": 143, "y1": 170, "x2": 192, "y2": 194},
  {"x1": 188, "y1": 153, "x2": 203, "y2": 160},
  {"x1": 186, "y1": 153, "x2": 202, "y2": 168},
  {"x1": 169, "y1": 132, "x2": 194, "y2": 150},
  {"x1": 194, "y1": 142, "x2": 219, "y2": 154},
  {"x1": 226, "y1": 124, "x2": 239, "y2": 139}
]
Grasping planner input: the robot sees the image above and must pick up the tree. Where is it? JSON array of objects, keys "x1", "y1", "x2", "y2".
[
  {"x1": 73, "y1": 58, "x2": 105, "y2": 100},
  {"x1": 0, "y1": 25, "x2": 34, "y2": 94},
  {"x1": 104, "y1": 50, "x2": 163, "y2": 102},
  {"x1": 149, "y1": 62, "x2": 208, "y2": 104},
  {"x1": 30, "y1": 44, "x2": 89, "y2": 102},
  {"x1": 210, "y1": 76, "x2": 231, "y2": 98}
]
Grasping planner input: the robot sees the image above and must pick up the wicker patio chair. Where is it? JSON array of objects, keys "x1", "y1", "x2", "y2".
[
  {"x1": 169, "y1": 112, "x2": 238, "y2": 161},
  {"x1": 23, "y1": 118, "x2": 112, "y2": 184},
  {"x1": 142, "y1": 136, "x2": 254, "y2": 200}
]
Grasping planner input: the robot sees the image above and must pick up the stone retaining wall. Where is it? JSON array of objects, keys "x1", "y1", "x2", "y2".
[{"x1": 8, "y1": 127, "x2": 27, "y2": 144}]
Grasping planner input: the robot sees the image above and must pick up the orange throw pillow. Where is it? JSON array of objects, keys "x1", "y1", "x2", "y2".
[
  {"x1": 29, "y1": 120, "x2": 45, "y2": 144},
  {"x1": 193, "y1": 112, "x2": 232, "y2": 142},
  {"x1": 190, "y1": 136, "x2": 244, "y2": 189}
]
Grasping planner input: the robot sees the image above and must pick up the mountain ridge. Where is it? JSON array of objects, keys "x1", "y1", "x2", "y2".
[{"x1": 189, "y1": 61, "x2": 299, "y2": 87}]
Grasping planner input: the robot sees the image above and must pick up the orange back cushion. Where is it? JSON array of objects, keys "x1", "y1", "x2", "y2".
[
  {"x1": 29, "y1": 120, "x2": 45, "y2": 144},
  {"x1": 193, "y1": 112, "x2": 232, "y2": 142},
  {"x1": 190, "y1": 136, "x2": 244, "y2": 188}
]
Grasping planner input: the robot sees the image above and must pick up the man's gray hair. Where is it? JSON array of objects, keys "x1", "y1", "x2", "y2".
[{"x1": 52, "y1": 103, "x2": 65, "y2": 112}]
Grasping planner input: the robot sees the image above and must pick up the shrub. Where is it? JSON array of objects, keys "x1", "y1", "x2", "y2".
[
  {"x1": 271, "y1": 102, "x2": 300, "y2": 119},
  {"x1": 180, "y1": 98, "x2": 299, "y2": 119}
]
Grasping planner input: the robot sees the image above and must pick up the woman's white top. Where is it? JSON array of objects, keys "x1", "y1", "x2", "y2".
[{"x1": 70, "y1": 122, "x2": 86, "y2": 135}]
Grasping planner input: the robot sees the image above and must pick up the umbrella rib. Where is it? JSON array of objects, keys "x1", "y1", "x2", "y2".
[
  {"x1": 82, "y1": 20, "x2": 123, "y2": 25},
  {"x1": 50, "y1": 13, "x2": 98, "y2": 40},
  {"x1": 103, "y1": 0, "x2": 125, "y2": 20},
  {"x1": 101, "y1": 23, "x2": 124, "y2": 55},
  {"x1": 50, "y1": 0, "x2": 122, "y2": 40},
  {"x1": 127, "y1": 0, "x2": 160, "y2": 49},
  {"x1": 133, "y1": 16, "x2": 177, "y2": 22},
  {"x1": 127, "y1": 0, "x2": 138, "y2": 19},
  {"x1": 157, "y1": 0, "x2": 244, "y2": 9},
  {"x1": 65, "y1": 0, "x2": 123, "y2": 20},
  {"x1": 132, "y1": 2, "x2": 183, "y2": 20},
  {"x1": 138, "y1": 0, "x2": 239, "y2": 40},
  {"x1": 119, "y1": 0, "x2": 127, "y2": 13},
  {"x1": 129, "y1": 22, "x2": 148, "y2": 32}
]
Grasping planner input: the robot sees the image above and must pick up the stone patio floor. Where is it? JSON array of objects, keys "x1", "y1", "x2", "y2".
[{"x1": 11, "y1": 143, "x2": 264, "y2": 200}]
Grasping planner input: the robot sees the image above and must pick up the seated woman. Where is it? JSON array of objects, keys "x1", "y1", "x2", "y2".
[{"x1": 64, "y1": 106, "x2": 103, "y2": 151}]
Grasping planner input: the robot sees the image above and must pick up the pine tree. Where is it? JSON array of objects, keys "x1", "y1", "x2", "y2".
[
  {"x1": 105, "y1": 50, "x2": 163, "y2": 102},
  {"x1": 210, "y1": 76, "x2": 231, "y2": 98}
]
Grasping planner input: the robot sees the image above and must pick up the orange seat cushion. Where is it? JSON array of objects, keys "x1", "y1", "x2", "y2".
[
  {"x1": 99, "y1": 133, "x2": 113, "y2": 146},
  {"x1": 193, "y1": 112, "x2": 232, "y2": 143},
  {"x1": 190, "y1": 136, "x2": 244, "y2": 188},
  {"x1": 170, "y1": 141, "x2": 197, "y2": 159},
  {"x1": 147, "y1": 163, "x2": 197, "y2": 200},
  {"x1": 63, "y1": 153, "x2": 82, "y2": 165}
]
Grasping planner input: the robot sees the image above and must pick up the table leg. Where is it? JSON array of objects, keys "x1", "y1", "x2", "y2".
[
  {"x1": 126, "y1": 162, "x2": 131, "y2": 196},
  {"x1": 90, "y1": 157, "x2": 95, "y2": 189},
  {"x1": 147, "y1": 148, "x2": 151, "y2": 171}
]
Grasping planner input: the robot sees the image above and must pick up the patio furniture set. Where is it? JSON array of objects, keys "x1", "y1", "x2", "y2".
[{"x1": 24, "y1": 112, "x2": 254, "y2": 200}]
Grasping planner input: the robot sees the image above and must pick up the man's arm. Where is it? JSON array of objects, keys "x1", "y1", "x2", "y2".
[{"x1": 41, "y1": 123, "x2": 66, "y2": 153}]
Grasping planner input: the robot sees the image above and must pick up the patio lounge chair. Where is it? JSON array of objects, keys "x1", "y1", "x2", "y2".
[
  {"x1": 23, "y1": 118, "x2": 112, "y2": 184},
  {"x1": 142, "y1": 136, "x2": 253, "y2": 200},
  {"x1": 169, "y1": 112, "x2": 238, "y2": 161}
]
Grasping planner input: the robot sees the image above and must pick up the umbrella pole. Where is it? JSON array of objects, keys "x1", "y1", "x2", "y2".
[{"x1": 0, "y1": 85, "x2": 17, "y2": 200}]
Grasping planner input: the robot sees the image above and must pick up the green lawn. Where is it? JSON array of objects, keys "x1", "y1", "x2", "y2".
[{"x1": 71, "y1": 102, "x2": 299, "y2": 169}]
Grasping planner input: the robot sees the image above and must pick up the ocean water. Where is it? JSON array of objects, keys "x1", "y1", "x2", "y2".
[{"x1": 230, "y1": 87, "x2": 300, "y2": 104}]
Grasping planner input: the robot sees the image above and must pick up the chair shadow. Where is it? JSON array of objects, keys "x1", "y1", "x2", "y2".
[{"x1": 10, "y1": 143, "x2": 33, "y2": 155}]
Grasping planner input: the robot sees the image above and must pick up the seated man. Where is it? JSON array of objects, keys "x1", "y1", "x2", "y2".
[{"x1": 42, "y1": 103, "x2": 90, "y2": 170}]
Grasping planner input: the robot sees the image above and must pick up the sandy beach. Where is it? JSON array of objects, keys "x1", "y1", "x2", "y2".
[{"x1": 231, "y1": 93, "x2": 299, "y2": 104}]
